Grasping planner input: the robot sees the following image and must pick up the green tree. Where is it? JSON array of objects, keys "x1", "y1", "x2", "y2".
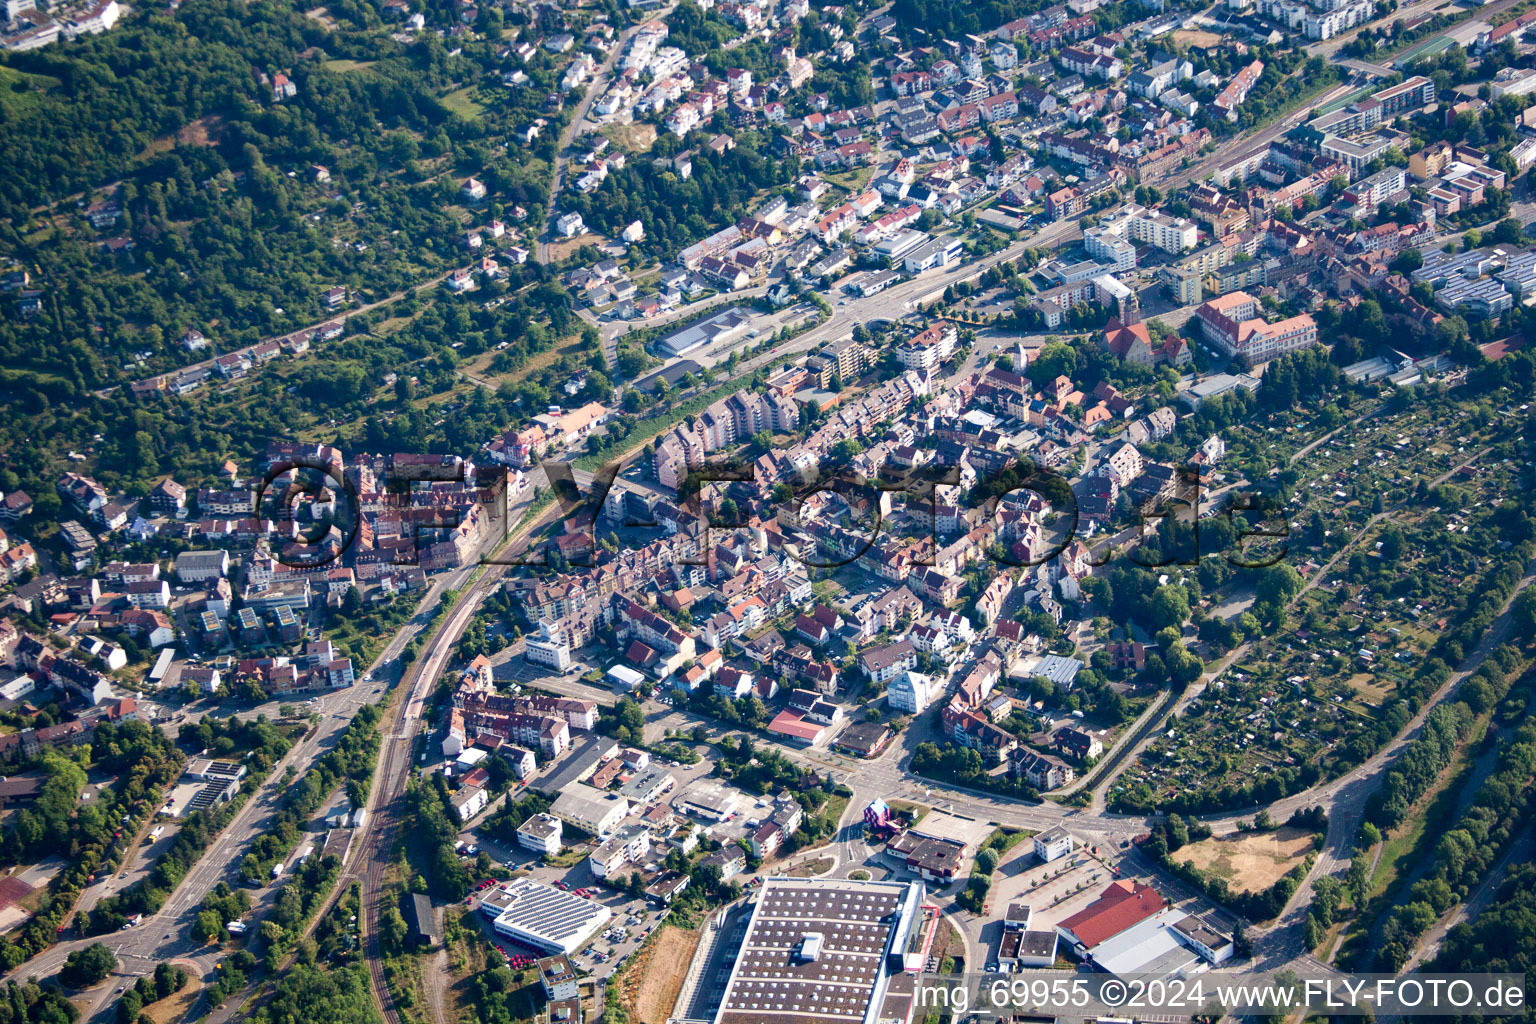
[
  {"x1": 1148, "y1": 585, "x2": 1190, "y2": 632},
  {"x1": 1254, "y1": 563, "x2": 1304, "y2": 607},
  {"x1": 60, "y1": 943, "x2": 118, "y2": 988}
]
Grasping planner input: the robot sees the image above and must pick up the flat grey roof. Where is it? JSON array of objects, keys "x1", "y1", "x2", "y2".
[
  {"x1": 518, "y1": 812, "x2": 562, "y2": 839},
  {"x1": 537, "y1": 735, "x2": 613, "y2": 794}
]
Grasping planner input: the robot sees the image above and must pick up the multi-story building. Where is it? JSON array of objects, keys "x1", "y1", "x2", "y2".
[
  {"x1": 1010, "y1": 749, "x2": 1077, "y2": 790},
  {"x1": 466, "y1": 710, "x2": 570, "y2": 757},
  {"x1": 524, "y1": 619, "x2": 573, "y2": 672},
  {"x1": 1341, "y1": 166, "x2": 1406, "y2": 211},
  {"x1": 588, "y1": 823, "x2": 652, "y2": 879},
  {"x1": 896, "y1": 321, "x2": 958, "y2": 372},
  {"x1": 1090, "y1": 204, "x2": 1197, "y2": 257},
  {"x1": 885, "y1": 668, "x2": 937, "y2": 713},
  {"x1": 1194, "y1": 291, "x2": 1318, "y2": 363},
  {"x1": 860, "y1": 640, "x2": 918, "y2": 687},
  {"x1": 1213, "y1": 60, "x2": 1263, "y2": 121},
  {"x1": 1128, "y1": 209, "x2": 1197, "y2": 253}
]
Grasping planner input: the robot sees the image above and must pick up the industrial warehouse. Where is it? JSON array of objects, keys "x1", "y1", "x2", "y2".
[
  {"x1": 676, "y1": 876, "x2": 936, "y2": 1024},
  {"x1": 478, "y1": 877, "x2": 613, "y2": 955}
]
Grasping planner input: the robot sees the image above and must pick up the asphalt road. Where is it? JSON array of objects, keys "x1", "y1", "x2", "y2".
[
  {"x1": 536, "y1": 13, "x2": 674, "y2": 264},
  {"x1": 11, "y1": 563, "x2": 474, "y2": 1021}
]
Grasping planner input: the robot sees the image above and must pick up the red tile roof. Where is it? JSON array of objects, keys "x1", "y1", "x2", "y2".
[
  {"x1": 767, "y1": 710, "x2": 824, "y2": 742},
  {"x1": 1058, "y1": 880, "x2": 1166, "y2": 948}
]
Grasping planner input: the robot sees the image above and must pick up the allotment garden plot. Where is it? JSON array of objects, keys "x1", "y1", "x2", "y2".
[{"x1": 1111, "y1": 402, "x2": 1522, "y2": 814}]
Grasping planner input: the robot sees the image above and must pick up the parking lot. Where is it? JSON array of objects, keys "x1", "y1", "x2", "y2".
[
  {"x1": 992, "y1": 849, "x2": 1116, "y2": 933},
  {"x1": 461, "y1": 848, "x2": 666, "y2": 984}
]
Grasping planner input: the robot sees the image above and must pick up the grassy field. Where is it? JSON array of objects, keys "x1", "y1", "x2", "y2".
[
  {"x1": 811, "y1": 792, "x2": 850, "y2": 835},
  {"x1": 322, "y1": 59, "x2": 378, "y2": 73},
  {"x1": 441, "y1": 86, "x2": 487, "y2": 120},
  {"x1": 603, "y1": 122, "x2": 658, "y2": 153},
  {"x1": 479, "y1": 334, "x2": 590, "y2": 387},
  {"x1": 823, "y1": 166, "x2": 874, "y2": 194},
  {"x1": 570, "y1": 341, "x2": 814, "y2": 475},
  {"x1": 0, "y1": 66, "x2": 61, "y2": 115},
  {"x1": 144, "y1": 974, "x2": 203, "y2": 1024},
  {"x1": 324, "y1": 595, "x2": 414, "y2": 666},
  {"x1": 887, "y1": 799, "x2": 929, "y2": 825},
  {"x1": 1365, "y1": 718, "x2": 1490, "y2": 902}
]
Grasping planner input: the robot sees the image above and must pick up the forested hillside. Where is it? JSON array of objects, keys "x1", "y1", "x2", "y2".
[{"x1": 0, "y1": 0, "x2": 566, "y2": 392}]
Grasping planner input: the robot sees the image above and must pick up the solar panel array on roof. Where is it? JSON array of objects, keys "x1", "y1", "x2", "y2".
[
  {"x1": 714, "y1": 878, "x2": 921, "y2": 1024},
  {"x1": 491, "y1": 878, "x2": 612, "y2": 954}
]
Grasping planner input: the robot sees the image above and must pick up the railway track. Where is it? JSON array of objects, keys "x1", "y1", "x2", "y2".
[
  {"x1": 357, "y1": 563, "x2": 509, "y2": 1024},
  {"x1": 353, "y1": 472, "x2": 596, "y2": 1022}
]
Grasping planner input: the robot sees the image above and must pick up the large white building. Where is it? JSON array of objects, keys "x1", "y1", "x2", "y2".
[
  {"x1": 1033, "y1": 826, "x2": 1075, "y2": 863},
  {"x1": 1083, "y1": 226, "x2": 1137, "y2": 271},
  {"x1": 550, "y1": 783, "x2": 630, "y2": 837},
  {"x1": 516, "y1": 812, "x2": 565, "y2": 856},
  {"x1": 707, "y1": 877, "x2": 931, "y2": 1024},
  {"x1": 588, "y1": 822, "x2": 652, "y2": 879},
  {"x1": 175, "y1": 549, "x2": 230, "y2": 582},
  {"x1": 896, "y1": 321, "x2": 958, "y2": 372},
  {"x1": 1128, "y1": 209, "x2": 1198, "y2": 253},
  {"x1": 1194, "y1": 291, "x2": 1318, "y2": 363},
  {"x1": 1090, "y1": 203, "x2": 1198, "y2": 256},
  {"x1": 483, "y1": 878, "x2": 612, "y2": 954},
  {"x1": 525, "y1": 619, "x2": 573, "y2": 671},
  {"x1": 886, "y1": 670, "x2": 939, "y2": 714},
  {"x1": 1098, "y1": 442, "x2": 1145, "y2": 488}
]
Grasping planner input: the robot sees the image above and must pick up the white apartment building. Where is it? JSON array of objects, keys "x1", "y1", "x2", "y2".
[
  {"x1": 1033, "y1": 826, "x2": 1075, "y2": 863},
  {"x1": 1195, "y1": 290, "x2": 1318, "y2": 363},
  {"x1": 525, "y1": 619, "x2": 573, "y2": 672},
  {"x1": 588, "y1": 823, "x2": 652, "y2": 879},
  {"x1": 1098, "y1": 443, "x2": 1145, "y2": 487},
  {"x1": 1089, "y1": 203, "x2": 1197, "y2": 257},
  {"x1": 886, "y1": 669, "x2": 939, "y2": 714},
  {"x1": 1084, "y1": 227, "x2": 1137, "y2": 271},
  {"x1": 1127, "y1": 209, "x2": 1198, "y2": 253},
  {"x1": 896, "y1": 320, "x2": 958, "y2": 372}
]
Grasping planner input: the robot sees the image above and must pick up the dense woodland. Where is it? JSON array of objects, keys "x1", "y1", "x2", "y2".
[
  {"x1": 80, "y1": 713, "x2": 298, "y2": 934},
  {"x1": 1371, "y1": 674, "x2": 1536, "y2": 971},
  {"x1": 244, "y1": 964, "x2": 382, "y2": 1024},
  {"x1": 0, "y1": 0, "x2": 589, "y2": 511},
  {"x1": 0, "y1": 262, "x2": 592, "y2": 506},
  {"x1": 0, "y1": 981, "x2": 79, "y2": 1024},
  {"x1": 1433, "y1": 861, "x2": 1536, "y2": 998},
  {"x1": 1, "y1": 0, "x2": 561, "y2": 379},
  {"x1": 564, "y1": 136, "x2": 797, "y2": 259},
  {"x1": 1, "y1": 723, "x2": 181, "y2": 868}
]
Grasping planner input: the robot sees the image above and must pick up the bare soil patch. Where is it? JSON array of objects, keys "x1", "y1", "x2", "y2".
[
  {"x1": 136, "y1": 115, "x2": 223, "y2": 160},
  {"x1": 547, "y1": 234, "x2": 600, "y2": 261},
  {"x1": 1172, "y1": 29, "x2": 1224, "y2": 47},
  {"x1": 1347, "y1": 671, "x2": 1392, "y2": 705},
  {"x1": 784, "y1": 856, "x2": 835, "y2": 877},
  {"x1": 605, "y1": 122, "x2": 658, "y2": 153},
  {"x1": 1172, "y1": 826, "x2": 1315, "y2": 893},
  {"x1": 626, "y1": 925, "x2": 700, "y2": 1023},
  {"x1": 144, "y1": 973, "x2": 203, "y2": 1024}
]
